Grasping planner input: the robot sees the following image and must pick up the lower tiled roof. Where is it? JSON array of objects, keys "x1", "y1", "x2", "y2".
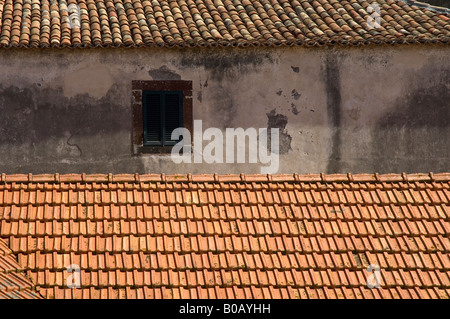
[
  {"x1": 0, "y1": 238, "x2": 43, "y2": 299},
  {"x1": 0, "y1": 173, "x2": 449, "y2": 299},
  {"x1": 0, "y1": 0, "x2": 448, "y2": 49}
]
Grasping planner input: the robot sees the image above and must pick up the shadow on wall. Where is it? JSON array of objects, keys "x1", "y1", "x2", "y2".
[{"x1": 371, "y1": 70, "x2": 450, "y2": 173}]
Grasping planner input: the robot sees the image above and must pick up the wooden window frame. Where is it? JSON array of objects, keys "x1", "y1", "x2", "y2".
[{"x1": 132, "y1": 80, "x2": 192, "y2": 155}]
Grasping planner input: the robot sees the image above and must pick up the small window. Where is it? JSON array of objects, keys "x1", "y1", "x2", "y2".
[
  {"x1": 132, "y1": 80, "x2": 192, "y2": 155},
  {"x1": 143, "y1": 91, "x2": 183, "y2": 146}
]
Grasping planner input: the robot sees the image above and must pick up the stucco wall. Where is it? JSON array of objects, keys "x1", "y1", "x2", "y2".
[{"x1": 0, "y1": 44, "x2": 448, "y2": 174}]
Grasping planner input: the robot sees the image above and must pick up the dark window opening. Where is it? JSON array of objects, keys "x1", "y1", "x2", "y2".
[
  {"x1": 143, "y1": 91, "x2": 183, "y2": 146},
  {"x1": 132, "y1": 80, "x2": 192, "y2": 155}
]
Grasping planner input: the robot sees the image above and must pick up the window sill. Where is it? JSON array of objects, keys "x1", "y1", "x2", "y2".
[{"x1": 136, "y1": 146, "x2": 175, "y2": 155}]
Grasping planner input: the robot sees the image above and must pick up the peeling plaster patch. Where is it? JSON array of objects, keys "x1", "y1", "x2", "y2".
[
  {"x1": 148, "y1": 65, "x2": 182, "y2": 80},
  {"x1": 266, "y1": 109, "x2": 292, "y2": 154},
  {"x1": 291, "y1": 89, "x2": 301, "y2": 100},
  {"x1": 63, "y1": 64, "x2": 113, "y2": 99},
  {"x1": 291, "y1": 103, "x2": 299, "y2": 115},
  {"x1": 291, "y1": 66, "x2": 299, "y2": 73},
  {"x1": 197, "y1": 91, "x2": 202, "y2": 102},
  {"x1": 267, "y1": 110, "x2": 288, "y2": 131}
]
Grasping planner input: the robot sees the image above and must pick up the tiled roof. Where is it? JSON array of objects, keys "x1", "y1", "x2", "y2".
[
  {"x1": 0, "y1": 173, "x2": 449, "y2": 299},
  {"x1": 0, "y1": 0, "x2": 448, "y2": 49},
  {"x1": 0, "y1": 238, "x2": 43, "y2": 299}
]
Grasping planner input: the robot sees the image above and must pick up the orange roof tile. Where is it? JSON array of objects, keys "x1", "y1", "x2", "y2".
[
  {"x1": 0, "y1": 238, "x2": 43, "y2": 299},
  {"x1": 0, "y1": 173, "x2": 449, "y2": 299},
  {"x1": 0, "y1": 0, "x2": 448, "y2": 49}
]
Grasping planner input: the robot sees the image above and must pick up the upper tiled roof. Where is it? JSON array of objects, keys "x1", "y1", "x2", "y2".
[
  {"x1": 0, "y1": 238, "x2": 43, "y2": 299},
  {"x1": 0, "y1": 0, "x2": 448, "y2": 49},
  {"x1": 0, "y1": 173, "x2": 449, "y2": 299}
]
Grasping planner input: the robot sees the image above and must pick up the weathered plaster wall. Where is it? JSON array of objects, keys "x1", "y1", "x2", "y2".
[{"x1": 0, "y1": 44, "x2": 448, "y2": 174}]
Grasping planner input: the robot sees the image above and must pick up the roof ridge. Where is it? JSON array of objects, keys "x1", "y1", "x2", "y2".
[
  {"x1": 405, "y1": 0, "x2": 450, "y2": 14},
  {"x1": 0, "y1": 172, "x2": 449, "y2": 183}
]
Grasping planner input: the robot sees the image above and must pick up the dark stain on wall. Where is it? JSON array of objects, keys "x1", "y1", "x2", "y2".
[
  {"x1": 266, "y1": 109, "x2": 292, "y2": 154},
  {"x1": 291, "y1": 89, "x2": 301, "y2": 100},
  {"x1": 378, "y1": 87, "x2": 449, "y2": 129},
  {"x1": 323, "y1": 53, "x2": 342, "y2": 173},
  {"x1": 177, "y1": 49, "x2": 273, "y2": 128},
  {"x1": 177, "y1": 48, "x2": 274, "y2": 81},
  {"x1": 291, "y1": 103, "x2": 299, "y2": 115},
  {"x1": 148, "y1": 65, "x2": 182, "y2": 80},
  {"x1": 211, "y1": 84, "x2": 236, "y2": 128},
  {"x1": 0, "y1": 83, "x2": 130, "y2": 162},
  {"x1": 178, "y1": 48, "x2": 273, "y2": 69},
  {"x1": 371, "y1": 68, "x2": 450, "y2": 173}
]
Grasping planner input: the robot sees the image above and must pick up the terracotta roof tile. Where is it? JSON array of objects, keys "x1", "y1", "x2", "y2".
[
  {"x1": 0, "y1": 237, "x2": 42, "y2": 299},
  {"x1": 0, "y1": 0, "x2": 448, "y2": 49},
  {"x1": 0, "y1": 173, "x2": 449, "y2": 299}
]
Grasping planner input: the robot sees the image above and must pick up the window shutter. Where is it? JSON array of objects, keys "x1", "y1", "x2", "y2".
[
  {"x1": 144, "y1": 93, "x2": 162, "y2": 144},
  {"x1": 164, "y1": 93, "x2": 182, "y2": 145},
  {"x1": 143, "y1": 91, "x2": 183, "y2": 146}
]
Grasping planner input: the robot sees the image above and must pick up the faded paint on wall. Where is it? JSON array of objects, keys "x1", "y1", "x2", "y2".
[
  {"x1": 63, "y1": 63, "x2": 114, "y2": 98},
  {"x1": 0, "y1": 44, "x2": 448, "y2": 174}
]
